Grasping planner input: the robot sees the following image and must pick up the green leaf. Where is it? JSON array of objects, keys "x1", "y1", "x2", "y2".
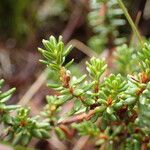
[
  {"x1": 47, "y1": 83, "x2": 60, "y2": 88},
  {"x1": 133, "y1": 139, "x2": 140, "y2": 150},
  {"x1": 32, "y1": 130, "x2": 43, "y2": 138},
  {"x1": 13, "y1": 133, "x2": 22, "y2": 145},
  {"x1": 73, "y1": 74, "x2": 87, "y2": 85},
  {"x1": 106, "y1": 107, "x2": 114, "y2": 114},
  {"x1": 74, "y1": 89, "x2": 84, "y2": 96},
  {"x1": 21, "y1": 135, "x2": 30, "y2": 146},
  {"x1": 84, "y1": 99, "x2": 95, "y2": 106},
  {"x1": 40, "y1": 129, "x2": 50, "y2": 138},
  {"x1": 64, "y1": 45, "x2": 73, "y2": 56},
  {"x1": 124, "y1": 97, "x2": 136, "y2": 105},
  {"x1": 65, "y1": 59, "x2": 74, "y2": 68},
  {"x1": 55, "y1": 95, "x2": 73, "y2": 106},
  {"x1": 0, "y1": 88, "x2": 16, "y2": 100},
  {"x1": 0, "y1": 79, "x2": 4, "y2": 88},
  {"x1": 113, "y1": 101, "x2": 123, "y2": 110},
  {"x1": 55, "y1": 127, "x2": 66, "y2": 140}
]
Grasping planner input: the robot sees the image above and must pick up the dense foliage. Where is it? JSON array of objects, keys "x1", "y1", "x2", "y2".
[{"x1": 37, "y1": 35, "x2": 150, "y2": 149}]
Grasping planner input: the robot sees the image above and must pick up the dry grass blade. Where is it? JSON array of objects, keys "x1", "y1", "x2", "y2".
[{"x1": 18, "y1": 70, "x2": 47, "y2": 106}]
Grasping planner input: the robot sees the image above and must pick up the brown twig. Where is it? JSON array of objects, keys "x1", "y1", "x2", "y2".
[
  {"x1": 59, "y1": 124, "x2": 74, "y2": 139},
  {"x1": 58, "y1": 109, "x2": 96, "y2": 125},
  {"x1": 62, "y1": 5, "x2": 83, "y2": 42},
  {"x1": 67, "y1": 39, "x2": 97, "y2": 58},
  {"x1": 18, "y1": 70, "x2": 47, "y2": 106},
  {"x1": 72, "y1": 136, "x2": 89, "y2": 150},
  {"x1": 48, "y1": 131, "x2": 68, "y2": 150}
]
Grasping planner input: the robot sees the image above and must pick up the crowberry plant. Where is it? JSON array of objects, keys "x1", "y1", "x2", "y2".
[
  {"x1": 0, "y1": 0, "x2": 150, "y2": 149},
  {"x1": 38, "y1": 34, "x2": 150, "y2": 149}
]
